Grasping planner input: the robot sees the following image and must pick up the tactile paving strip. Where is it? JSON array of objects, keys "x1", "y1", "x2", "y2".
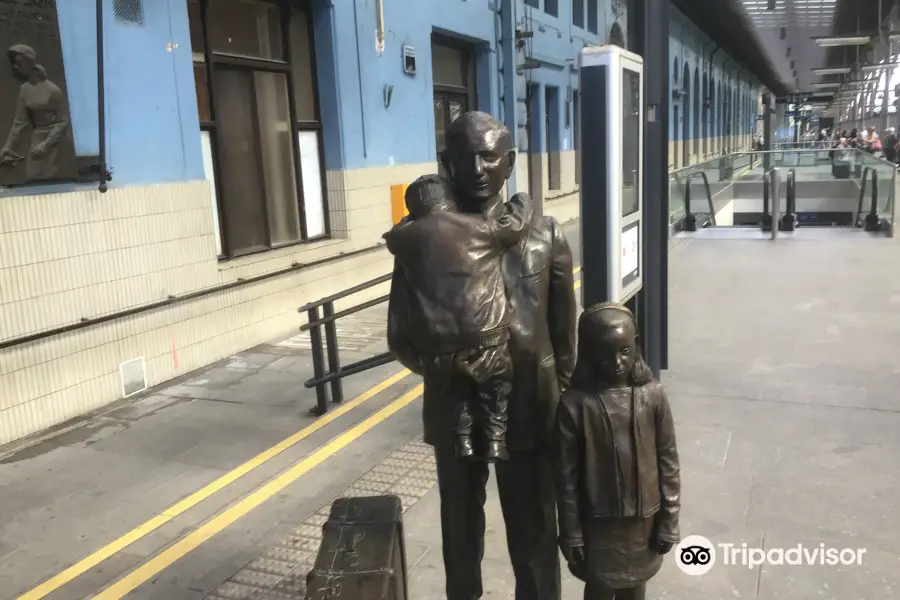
[
  {"x1": 668, "y1": 236, "x2": 693, "y2": 259},
  {"x1": 204, "y1": 436, "x2": 437, "y2": 600},
  {"x1": 277, "y1": 311, "x2": 388, "y2": 353}
]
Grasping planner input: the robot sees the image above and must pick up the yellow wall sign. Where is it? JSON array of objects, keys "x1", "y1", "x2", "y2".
[{"x1": 390, "y1": 183, "x2": 410, "y2": 224}]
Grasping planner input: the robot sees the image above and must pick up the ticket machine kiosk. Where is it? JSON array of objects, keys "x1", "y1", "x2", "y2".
[{"x1": 578, "y1": 45, "x2": 645, "y2": 305}]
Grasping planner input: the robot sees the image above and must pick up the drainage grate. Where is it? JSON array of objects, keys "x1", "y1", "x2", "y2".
[
  {"x1": 120, "y1": 357, "x2": 147, "y2": 398},
  {"x1": 113, "y1": 0, "x2": 145, "y2": 26}
]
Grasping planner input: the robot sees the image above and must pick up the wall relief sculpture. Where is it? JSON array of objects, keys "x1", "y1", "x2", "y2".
[{"x1": 0, "y1": 0, "x2": 77, "y2": 186}]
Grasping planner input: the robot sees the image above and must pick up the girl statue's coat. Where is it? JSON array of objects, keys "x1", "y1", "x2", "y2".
[{"x1": 553, "y1": 305, "x2": 681, "y2": 593}]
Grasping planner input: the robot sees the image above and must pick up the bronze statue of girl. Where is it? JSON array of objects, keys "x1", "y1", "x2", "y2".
[
  {"x1": 554, "y1": 303, "x2": 681, "y2": 600},
  {"x1": 0, "y1": 44, "x2": 75, "y2": 182}
]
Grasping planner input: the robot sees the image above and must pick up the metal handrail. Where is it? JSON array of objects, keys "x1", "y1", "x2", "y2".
[
  {"x1": 856, "y1": 167, "x2": 869, "y2": 226},
  {"x1": 762, "y1": 170, "x2": 772, "y2": 232},
  {"x1": 778, "y1": 169, "x2": 797, "y2": 232},
  {"x1": 681, "y1": 171, "x2": 716, "y2": 231},
  {"x1": 885, "y1": 169, "x2": 897, "y2": 237},
  {"x1": 865, "y1": 169, "x2": 881, "y2": 232},
  {"x1": 890, "y1": 169, "x2": 898, "y2": 237},
  {"x1": 298, "y1": 273, "x2": 391, "y2": 313},
  {"x1": 770, "y1": 168, "x2": 781, "y2": 241},
  {"x1": 854, "y1": 167, "x2": 882, "y2": 232},
  {"x1": 296, "y1": 272, "x2": 394, "y2": 416}
]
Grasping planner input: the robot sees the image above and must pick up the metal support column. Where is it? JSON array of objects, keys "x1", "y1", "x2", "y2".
[
  {"x1": 763, "y1": 93, "x2": 774, "y2": 172},
  {"x1": 499, "y1": 0, "x2": 521, "y2": 196},
  {"x1": 770, "y1": 168, "x2": 781, "y2": 241},
  {"x1": 629, "y1": 0, "x2": 669, "y2": 375}
]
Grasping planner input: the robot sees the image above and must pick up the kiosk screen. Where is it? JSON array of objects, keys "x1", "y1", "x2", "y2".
[{"x1": 621, "y1": 68, "x2": 641, "y2": 217}]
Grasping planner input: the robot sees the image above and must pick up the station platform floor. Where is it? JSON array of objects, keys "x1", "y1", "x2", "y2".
[{"x1": 2, "y1": 222, "x2": 900, "y2": 599}]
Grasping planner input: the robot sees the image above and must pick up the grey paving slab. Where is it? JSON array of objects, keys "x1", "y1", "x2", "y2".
[
  {"x1": 753, "y1": 525, "x2": 900, "y2": 600},
  {"x1": 660, "y1": 230, "x2": 900, "y2": 598},
  {"x1": 8, "y1": 219, "x2": 900, "y2": 599},
  {"x1": 398, "y1": 229, "x2": 900, "y2": 599},
  {"x1": 145, "y1": 406, "x2": 427, "y2": 600},
  {"x1": 0, "y1": 297, "x2": 412, "y2": 599}
]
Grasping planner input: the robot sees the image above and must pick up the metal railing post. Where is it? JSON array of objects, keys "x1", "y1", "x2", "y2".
[
  {"x1": 307, "y1": 306, "x2": 329, "y2": 416},
  {"x1": 891, "y1": 167, "x2": 898, "y2": 239},
  {"x1": 856, "y1": 167, "x2": 870, "y2": 227},
  {"x1": 323, "y1": 301, "x2": 344, "y2": 404},
  {"x1": 779, "y1": 168, "x2": 796, "y2": 232},
  {"x1": 865, "y1": 170, "x2": 881, "y2": 232},
  {"x1": 297, "y1": 272, "x2": 398, "y2": 415},
  {"x1": 683, "y1": 179, "x2": 696, "y2": 231},
  {"x1": 700, "y1": 172, "x2": 716, "y2": 227},
  {"x1": 770, "y1": 168, "x2": 780, "y2": 241},
  {"x1": 762, "y1": 170, "x2": 772, "y2": 232}
]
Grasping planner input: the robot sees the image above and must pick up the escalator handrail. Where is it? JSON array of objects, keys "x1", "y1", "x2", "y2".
[
  {"x1": 869, "y1": 169, "x2": 879, "y2": 219},
  {"x1": 786, "y1": 169, "x2": 796, "y2": 216},
  {"x1": 857, "y1": 167, "x2": 872, "y2": 227},
  {"x1": 681, "y1": 171, "x2": 717, "y2": 228}
]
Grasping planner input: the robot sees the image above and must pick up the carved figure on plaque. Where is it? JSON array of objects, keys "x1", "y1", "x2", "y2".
[
  {"x1": 554, "y1": 303, "x2": 681, "y2": 600},
  {"x1": 387, "y1": 111, "x2": 577, "y2": 600},
  {"x1": 0, "y1": 44, "x2": 76, "y2": 183},
  {"x1": 384, "y1": 174, "x2": 533, "y2": 462}
]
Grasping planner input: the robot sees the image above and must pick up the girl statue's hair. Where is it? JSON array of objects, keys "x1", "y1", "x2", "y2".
[{"x1": 570, "y1": 302, "x2": 655, "y2": 390}]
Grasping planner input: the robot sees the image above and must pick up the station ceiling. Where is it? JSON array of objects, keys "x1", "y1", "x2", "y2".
[
  {"x1": 673, "y1": 0, "x2": 792, "y2": 96},
  {"x1": 738, "y1": 0, "x2": 896, "y2": 97}
]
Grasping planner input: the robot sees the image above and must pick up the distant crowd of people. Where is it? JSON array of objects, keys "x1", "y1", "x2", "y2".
[{"x1": 823, "y1": 126, "x2": 900, "y2": 164}]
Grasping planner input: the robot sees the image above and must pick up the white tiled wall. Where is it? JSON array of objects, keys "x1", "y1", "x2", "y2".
[
  {"x1": 0, "y1": 161, "x2": 436, "y2": 446},
  {"x1": 545, "y1": 150, "x2": 581, "y2": 224}
]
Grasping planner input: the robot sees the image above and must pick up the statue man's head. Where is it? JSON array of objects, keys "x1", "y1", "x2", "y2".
[{"x1": 441, "y1": 111, "x2": 516, "y2": 207}]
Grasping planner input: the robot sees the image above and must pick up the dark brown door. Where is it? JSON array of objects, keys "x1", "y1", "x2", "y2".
[{"x1": 432, "y1": 35, "x2": 476, "y2": 165}]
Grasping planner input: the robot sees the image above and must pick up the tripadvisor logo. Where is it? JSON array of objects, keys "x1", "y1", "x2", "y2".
[{"x1": 675, "y1": 535, "x2": 866, "y2": 575}]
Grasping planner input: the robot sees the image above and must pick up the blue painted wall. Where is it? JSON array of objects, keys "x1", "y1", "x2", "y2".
[
  {"x1": 668, "y1": 8, "x2": 762, "y2": 152},
  {"x1": 56, "y1": 0, "x2": 204, "y2": 186},
  {"x1": 306, "y1": 0, "x2": 763, "y2": 171},
  {"x1": 51, "y1": 0, "x2": 765, "y2": 189},
  {"x1": 312, "y1": 0, "x2": 501, "y2": 171}
]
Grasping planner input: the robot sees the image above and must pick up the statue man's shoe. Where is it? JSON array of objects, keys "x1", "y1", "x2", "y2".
[
  {"x1": 483, "y1": 440, "x2": 510, "y2": 462},
  {"x1": 455, "y1": 435, "x2": 476, "y2": 459}
]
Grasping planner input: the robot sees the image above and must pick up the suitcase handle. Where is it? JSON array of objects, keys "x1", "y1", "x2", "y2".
[{"x1": 340, "y1": 530, "x2": 366, "y2": 566}]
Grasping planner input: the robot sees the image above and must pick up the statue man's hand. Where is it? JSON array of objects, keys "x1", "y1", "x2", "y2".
[
  {"x1": 652, "y1": 537, "x2": 674, "y2": 555},
  {"x1": 561, "y1": 544, "x2": 586, "y2": 580},
  {"x1": 30, "y1": 143, "x2": 47, "y2": 160},
  {"x1": 560, "y1": 545, "x2": 585, "y2": 567}
]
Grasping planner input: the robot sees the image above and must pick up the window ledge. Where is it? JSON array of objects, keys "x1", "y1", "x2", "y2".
[
  {"x1": 0, "y1": 180, "x2": 102, "y2": 198},
  {"x1": 546, "y1": 187, "x2": 580, "y2": 202},
  {"x1": 217, "y1": 235, "x2": 352, "y2": 272}
]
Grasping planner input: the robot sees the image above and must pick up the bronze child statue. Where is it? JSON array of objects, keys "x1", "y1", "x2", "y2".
[
  {"x1": 383, "y1": 174, "x2": 533, "y2": 461},
  {"x1": 554, "y1": 303, "x2": 681, "y2": 600}
]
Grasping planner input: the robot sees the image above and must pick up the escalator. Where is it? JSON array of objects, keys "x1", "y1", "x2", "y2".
[{"x1": 669, "y1": 148, "x2": 897, "y2": 238}]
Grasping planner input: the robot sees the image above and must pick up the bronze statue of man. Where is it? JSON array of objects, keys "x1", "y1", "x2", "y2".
[{"x1": 387, "y1": 111, "x2": 577, "y2": 600}]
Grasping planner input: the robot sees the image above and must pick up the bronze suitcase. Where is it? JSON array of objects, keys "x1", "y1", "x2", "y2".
[{"x1": 305, "y1": 495, "x2": 408, "y2": 600}]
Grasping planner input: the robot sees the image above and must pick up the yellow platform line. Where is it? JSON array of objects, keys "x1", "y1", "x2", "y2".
[
  {"x1": 91, "y1": 384, "x2": 425, "y2": 600},
  {"x1": 14, "y1": 369, "x2": 411, "y2": 600},
  {"x1": 20, "y1": 267, "x2": 584, "y2": 600},
  {"x1": 91, "y1": 272, "x2": 586, "y2": 598}
]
